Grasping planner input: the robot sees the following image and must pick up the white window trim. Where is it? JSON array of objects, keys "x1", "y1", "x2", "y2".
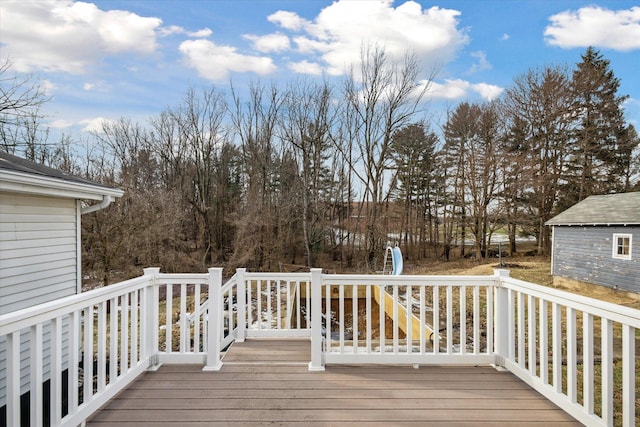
[{"x1": 612, "y1": 233, "x2": 632, "y2": 260}]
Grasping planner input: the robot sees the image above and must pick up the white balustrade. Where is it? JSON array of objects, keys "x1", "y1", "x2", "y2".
[{"x1": 1, "y1": 267, "x2": 637, "y2": 426}]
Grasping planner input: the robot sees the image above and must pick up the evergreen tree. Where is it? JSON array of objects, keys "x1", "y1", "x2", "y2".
[
  {"x1": 564, "y1": 47, "x2": 631, "y2": 206},
  {"x1": 390, "y1": 122, "x2": 438, "y2": 259}
]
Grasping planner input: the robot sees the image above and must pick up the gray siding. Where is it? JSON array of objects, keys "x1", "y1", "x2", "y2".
[
  {"x1": 551, "y1": 225, "x2": 639, "y2": 294},
  {"x1": 0, "y1": 193, "x2": 79, "y2": 407}
]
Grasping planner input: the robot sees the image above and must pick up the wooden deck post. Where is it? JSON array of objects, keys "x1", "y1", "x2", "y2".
[
  {"x1": 493, "y1": 268, "x2": 510, "y2": 370},
  {"x1": 204, "y1": 267, "x2": 224, "y2": 371},
  {"x1": 309, "y1": 268, "x2": 325, "y2": 371},
  {"x1": 236, "y1": 268, "x2": 247, "y2": 342}
]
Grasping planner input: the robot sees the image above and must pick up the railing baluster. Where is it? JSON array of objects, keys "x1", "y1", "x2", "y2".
[
  {"x1": 486, "y1": 286, "x2": 493, "y2": 354},
  {"x1": 552, "y1": 302, "x2": 562, "y2": 394},
  {"x1": 295, "y1": 280, "x2": 301, "y2": 328},
  {"x1": 6, "y1": 331, "x2": 20, "y2": 427},
  {"x1": 379, "y1": 284, "x2": 385, "y2": 354},
  {"x1": 406, "y1": 285, "x2": 412, "y2": 354},
  {"x1": 353, "y1": 284, "x2": 358, "y2": 353},
  {"x1": 621, "y1": 324, "x2": 635, "y2": 426},
  {"x1": 432, "y1": 286, "x2": 439, "y2": 354},
  {"x1": 508, "y1": 289, "x2": 515, "y2": 361},
  {"x1": 257, "y1": 280, "x2": 262, "y2": 330},
  {"x1": 583, "y1": 312, "x2": 594, "y2": 414},
  {"x1": 109, "y1": 297, "x2": 118, "y2": 383},
  {"x1": 339, "y1": 284, "x2": 345, "y2": 353},
  {"x1": 305, "y1": 280, "x2": 310, "y2": 328},
  {"x1": 527, "y1": 295, "x2": 536, "y2": 377},
  {"x1": 517, "y1": 291, "x2": 525, "y2": 368},
  {"x1": 366, "y1": 284, "x2": 372, "y2": 353},
  {"x1": 325, "y1": 281, "x2": 331, "y2": 351},
  {"x1": 459, "y1": 285, "x2": 466, "y2": 354},
  {"x1": 194, "y1": 284, "x2": 201, "y2": 352},
  {"x1": 83, "y1": 305, "x2": 93, "y2": 404},
  {"x1": 69, "y1": 310, "x2": 79, "y2": 415},
  {"x1": 393, "y1": 284, "x2": 399, "y2": 353},
  {"x1": 601, "y1": 318, "x2": 613, "y2": 425},
  {"x1": 446, "y1": 286, "x2": 452, "y2": 354},
  {"x1": 98, "y1": 301, "x2": 107, "y2": 392},
  {"x1": 121, "y1": 293, "x2": 129, "y2": 373},
  {"x1": 473, "y1": 286, "x2": 479, "y2": 354},
  {"x1": 286, "y1": 279, "x2": 291, "y2": 330},
  {"x1": 247, "y1": 279, "x2": 253, "y2": 329},
  {"x1": 267, "y1": 279, "x2": 272, "y2": 330},
  {"x1": 165, "y1": 284, "x2": 172, "y2": 352},
  {"x1": 50, "y1": 316, "x2": 62, "y2": 425},
  {"x1": 131, "y1": 290, "x2": 139, "y2": 365},
  {"x1": 419, "y1": 286, "x2": 425, "y2": 353},
  {"x1": 539, "y1": 298, "x2": 548, "y2": 384},
  {"x1": 566, "y1": 307, "x2": 577, "y2": 403},
  {"x1": 276, "y1": 279, "x2": 281, "y2": 330},
  {"x1": 180, "y1": 284, "x2": 187, "y2": 353},
  {"x1": 30, "y1": 323, "x2": 43, "y2": 427}
]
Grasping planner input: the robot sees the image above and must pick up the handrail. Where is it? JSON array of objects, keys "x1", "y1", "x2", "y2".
[
  {"x1": 1, "y1": 268, "x2": 637, "y2": 426},
  {"x1": 501, "y1": 276, "x2": 640, "y2": 327}
]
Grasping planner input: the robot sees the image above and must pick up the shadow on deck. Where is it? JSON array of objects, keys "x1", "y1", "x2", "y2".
[{"x1": 88, "y1": 339, "x2": 580, "y2": 426}]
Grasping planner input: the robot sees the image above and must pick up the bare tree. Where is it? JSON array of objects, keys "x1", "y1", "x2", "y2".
[
  {"x1": 229, "y1": 81, "x2": 284, "y2": 269},
  {"x1": 503, "y1": 65, "x2": 573, "y2": 255},
  {"x1": 342, "y1": 44, "x2": 432, "y2": 266},
  {"x1": 0, "y1": 58, "x2": 52, "y2": 159},
  {"x1": 279, "y1": 79, "x2": 335, "y2": 266}
]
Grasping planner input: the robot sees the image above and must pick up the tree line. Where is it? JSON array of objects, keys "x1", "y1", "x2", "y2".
[{"x1": 1, "y1": 47, "x2": 638, "y2": 284}]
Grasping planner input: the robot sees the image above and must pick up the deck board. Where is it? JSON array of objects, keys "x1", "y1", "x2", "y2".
[{"x1": 88, "y1": 339, "x2": 580, "y2": 426}]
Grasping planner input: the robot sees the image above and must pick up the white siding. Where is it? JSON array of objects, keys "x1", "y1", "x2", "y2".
[
  {"x1": 0, "y1": 193, "x2": 78, "y2": 315},
  {"x1": 0, "y1": 192, "x2": 79, "y2": 408}
]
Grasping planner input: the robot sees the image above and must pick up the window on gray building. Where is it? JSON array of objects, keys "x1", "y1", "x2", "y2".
[{"x1": 612, "y1": 233, "x2": 632, "y2": 260}]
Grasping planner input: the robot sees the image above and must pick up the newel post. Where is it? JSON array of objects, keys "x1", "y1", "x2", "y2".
[
  {"x1": 143, "y1": 267, "x2": 161, "y2": 370},
  {"x1": 204, "y1": 267, "x2": 224, "y2": 371},
  {"x1": 236, "y1": 268, "x2": 247, "y2": 342},
  {"x1": 493, "y1": 268, "x2": 510, "y2": 370},
  {"x1": 308, "y1": 268, "x2": 325, "y2": 371}
]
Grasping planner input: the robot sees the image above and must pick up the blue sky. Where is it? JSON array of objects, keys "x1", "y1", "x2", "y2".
[{"x1": 1, "y1": 0, "x2": 639, "y2": 136}]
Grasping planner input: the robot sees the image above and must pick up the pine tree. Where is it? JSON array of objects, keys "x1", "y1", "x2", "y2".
[{"x1": 564, "y1": 47, "x2": 631, "y2": 205}]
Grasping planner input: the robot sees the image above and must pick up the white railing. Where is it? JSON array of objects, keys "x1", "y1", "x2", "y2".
[
  {"x1": 244, "y1": 271, "x2": 311, "y2": 338},
  {"x1": 0, "y1": 267, "x2": 219, "y2": 427},
  {"x1": 497, "y1": 275, "x2": 639, "y2": 427},
  {"x1": 1, "y1": 267, "x2": 637, "y2": 426}
]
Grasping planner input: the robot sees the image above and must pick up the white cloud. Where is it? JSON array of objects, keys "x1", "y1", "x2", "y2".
[
  {"x1": 49, "y1": 119, "x2": 73, "y2": 129},
  {"x1": 0, "y1": 0, "x2": 162, "y2": 74},
  {"x1": 268, "y1": 10, "x2": 308, "y2": 31},
  {"x1": 244, "y1": 33, "x2": 290, "y2": 53},
  {"x1": 269, "y1": 1, "x2": 469, "y2": 77},
  {"x1": 179, "y1": 39, "x2": 277, "y2": 81},
  {"x1": 288, "y1": 60, "x2": 323, "y2": 75},
  {"x1": 468, "y1": 51, "x2": 491, "y2": 73},
  {"x1": 500, "y1": 33, "x2": 510, "y2": 41},
  {"x1": 471, "y1": 82, "x2": 503, "y2": 101},
  {"x1": 425, "y1": 79, "x2": 503, "y2": 101},
  {"x1": 82, "y1": 80, "x2": 109, "y2": 92},
  {"x1": 80, "y1": 117, "x2": 116, "y2": 133},
  {"x1": 427, "y1": 79, "x2": 470, "y2": 100},
  {"x1": 158, "y1": 25, "x2": 184, "y2": 36},
  {"x1": 41, "y1": 79, "x2": 56, "y2": 95},
  {"x1": 188, "y1": 27, "x2": 213, "y2": 38},
  {"x1": 544, "y1": 6, "x2": 640, "y2": 51}
]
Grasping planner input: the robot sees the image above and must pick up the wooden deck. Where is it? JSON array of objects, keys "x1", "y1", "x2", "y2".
[{"x1": 88, "y1": 339, "x2": 580, "y2": 426}]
